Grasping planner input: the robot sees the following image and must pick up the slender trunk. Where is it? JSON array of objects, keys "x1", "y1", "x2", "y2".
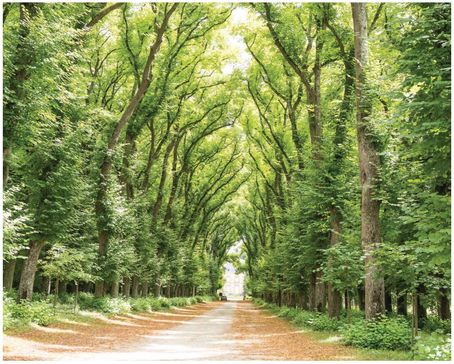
[
  {"x1": 151, "y1": 139, "x2": 176, "y2": 224},
  {"x1": 315, "y1": 272, "x2": 326, "y2": 312},
  {"x1": 417, "y1": 284, "x2": 427, "y2": 327},
  {"x1": 397, "y1": 293, "x2": 407, "y2": 316},
  {"x1": 18, "y1": 240, "x2": 45, "y2": 301},
  {"x1": 74, "y1": 282, "x2": 79, "y2": 313},
  {"x1": 384, "y1": 287, "x2": 393, "y2": 314},
  {"x1": 327, "y1": 207, "x2": 342, "y2": 319},
  {"x1": 123, "y1": 277, "x2": 131, "y2": 298},
  {"x1": 53, "y1": 278, "x2": 59, "y2": 308},
  {"x1": 94, "y1": 4, "x2": 178, "y2": 295},
  {"x1": 352, "y1": 2, "x2": 385, "y2": 320},
  {"x1": 358, "y1": 284, "x2": 365, "y2": 311},
  {"x1": 3, "y1": 259, "x2": 16, "y2": 291},
  {"x1": 412, "y1": 293, "x2": 418, "y2": 341}
]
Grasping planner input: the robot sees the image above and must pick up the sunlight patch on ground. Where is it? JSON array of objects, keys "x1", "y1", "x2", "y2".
[
  {"x1": 320, "y1": 335, "x2": 343, "y2": 343},
  {"x1": 29, "y1": 323, "x2": 78, "y2": 334}
]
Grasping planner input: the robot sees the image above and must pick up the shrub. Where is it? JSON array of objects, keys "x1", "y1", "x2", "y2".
[
  {"x1": 413, "y1": 332, "x2": 451, "y2": 360},
  {"x1": 311, "y1": 314, "x2": 343, "y2": 331},
  {"x1": 422, "y1": 316, "x2": 451, "y2": 334},
  {"x1": 130, "y1": 297, "x2": 151, "y2": 312},
  {"x1": 343, "y1": 315, "x2": 412, "y2": 350},
  {"x1": 158, "y1": 297, "x2": 171, "y2": 308},
  {"x1": 291, "y1": 310, "x2": 317, "y2": 328},
  {"x1": 78, "y1": 293, "x2": 131, "y2": 314},
  {"x1": 3, "y1": 297, "x2": 55, "y2": 330}
]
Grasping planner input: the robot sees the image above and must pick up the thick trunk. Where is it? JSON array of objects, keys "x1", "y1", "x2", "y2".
[
  {"x1": 131, "y1": 276, "x2": 139, "y2": 298},
  {"x1": 438, "y1": 287, "x2": 451, "y2": 320},
  {"x1": 3, "y1": 259, "x2": 16, "y2": 291},
  {"x1": 58, "y1": 281, "x2": 67, "y2": 296},
  {"x1": 18, "y1": 240, "x2": 45, "y2": 301},
  {"x1": 141, "y1": 282, "x2": 149, "y2": 297},
  {"x1": 111, "y1": 280, "x2": 119, "y2": 298},
  {"x1": 397, "y1": 293, "x2": 407, "y2": 316},
  {"x1": 352, "y1": 2, "x2": 385, "y2": 320},
  {"x1": 154, "y1": 283, "x2": 161, "y2": 298},
  {"x1": 123, "y1": 277, "x2": 131, "y2": 298}
]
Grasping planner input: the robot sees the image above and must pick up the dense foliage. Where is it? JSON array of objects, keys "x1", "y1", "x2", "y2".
[{"x1": 2, "y1": 2, "x2": 451, "y2": 357}]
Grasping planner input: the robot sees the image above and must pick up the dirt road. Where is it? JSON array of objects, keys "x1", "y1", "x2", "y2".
[{"x1": 3, "y1": 301, "x2": 356, "y2": 360}]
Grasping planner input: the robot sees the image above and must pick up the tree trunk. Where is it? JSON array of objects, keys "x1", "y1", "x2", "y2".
[
  {"x1": 141, "y1": 282, "x2": 149, "y2": 297},
  {"x1": 315, "y1": 275, "x2": 326, "y2": 312},
  {"x1": 352, "y1": 2, "x2": 385, "y2": 320},
  {"x1": 385, "y1": 287, "x2": 393, "y2": 314},
  {"x1": 327, "y1": 207, "x2": 342, "y2": 319},
  {"x1": 53, "y1": 278, "x2": 59, "y2": 308},
  {"x1": 3, "y1": 259, "x2": 16, "y2": 291},
  {"x1": 131, "y1": 276, "x2": 139, "y2": 298},
  {"x1": 397, "y1": 294, "x2": 407, "y2": 316},
  {"x1": 309, "y1": 272, "x2": 316, "y2": 310},
  {"x1": 417, "y1": 284, "x2": 427, "y2": 327},
  {"x1": 94, "y1": 4, "x2": 178, "y2": 295},
  {"x1": 58, "y1": 281, "x2": 67, "y2": 296},
  {"x1": 111, "y1": 280, "x2": 119, "y2": 298},
  {"x1": 438, "y1": 287, "x2": 451, "y2": 320},
  {"x1": 123, "y1": 277, "x2": 131, "y2": 298},
  {"x1": 358, "y1": 284, "x2": 365, "y2": 311},
  {"x1": 18, "y1": 240, "x2": 45, "y2": 301}
]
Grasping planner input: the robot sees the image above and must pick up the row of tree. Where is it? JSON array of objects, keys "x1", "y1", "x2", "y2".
[
  {"x1": 4, "y1": 2, "x2": 245, "y2": 301},
  {"x1": 3, "y1": 2, "x2": 450, "y2": 325},
  {"x1": 236, "y1": 2, "x2": 450, "y2": 322}
]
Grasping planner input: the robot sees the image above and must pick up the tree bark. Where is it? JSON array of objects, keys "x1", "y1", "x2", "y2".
[
  {"x1": 352, "y1": 2, "x2": 385, "y2": 320},
  {"x1": 58, "y1": 281, "x2": 67, "y2": 296},
  {"x1": 18, "y1": 240, "x2": 45, "y2": 301},
  {"x1": 384, "y1": 287, "x2": 393, "y2": 314},
  {"x1": 438, "y1": 287, "x2": 451, "y2": 320},
  {"x1": 3, "y1": 259, "x2": 16, "y2": 291},
  {"x1": 123, "y1": 277, "x2": 131, "y2": 298},
  {"x1": 111, "y1": 280, "x2": 119, "y2": 298},
  {"x1": 397, "y1": 294, "x2": 407, "y2": 316},
  {"x1": 131, "y1": 276, "x2": 139, "y2": 298},
  {"x1": 141, "y1": 282, "x2": 149, "y2": 297},
  {"x1": 327, "y1": 208, "x2": 342, "y2": 319}
]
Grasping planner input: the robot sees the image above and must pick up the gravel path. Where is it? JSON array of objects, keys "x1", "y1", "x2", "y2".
[
  {"x1": 61, "y1": 301, "x2": 240, "y2": 361},
  {"x1": 4, "y1": 300, "x2": 357, "y2": 361}
]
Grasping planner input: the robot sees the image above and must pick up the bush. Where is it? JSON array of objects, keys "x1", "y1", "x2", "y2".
[
  {"x1": 343, "y1": 315, "x2": 412, "y2": 350},
  {"x1": 413, "y1": 332, "x2": 451, "y2": 360},
  {"x1": 3, "y1": 297, "x2": 55, "y2": 330},
  {"x1": 422, "y1": 316, "x2": 451, "y2": 334},
  {"x1": 130, "y1": 297, "x2": 152, "y2": 312},
  {"x1": 78, "y1": 293, "x2": 131, "y2": 314},
  {"x1": 311, "y1": 313, "x2": 343, "y2": 331}
]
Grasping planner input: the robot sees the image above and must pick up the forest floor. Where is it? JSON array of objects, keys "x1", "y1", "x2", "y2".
[{"x1": 3, "y1": 300, "x2": 359, "y2": 361}]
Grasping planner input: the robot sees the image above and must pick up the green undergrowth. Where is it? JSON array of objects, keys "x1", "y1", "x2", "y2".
[
  {"x1": 3, "y1": 290, "x2": 217, "y2": 332},
  {"x1": 253, "y1": 298, "x2": 451, "y2": 361}
]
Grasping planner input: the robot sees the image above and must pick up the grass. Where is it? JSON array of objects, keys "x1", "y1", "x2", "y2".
[{"x1": 253, "y1": 301, "x2": 417, "y2": 361}]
